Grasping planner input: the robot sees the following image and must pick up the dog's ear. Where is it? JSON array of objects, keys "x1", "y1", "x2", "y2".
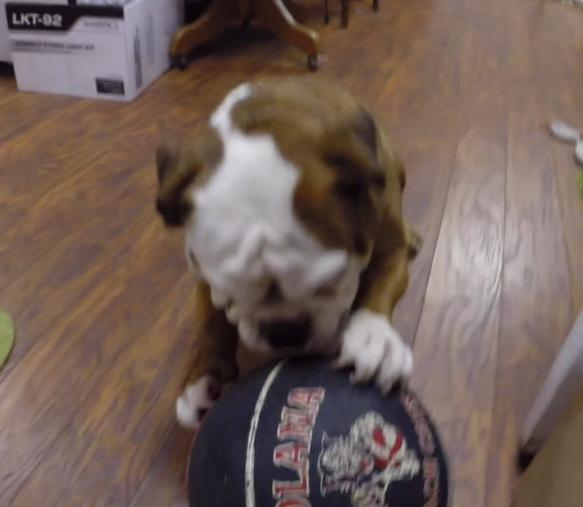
[
  {"x1": 156, "y1": 138, "x2": 180, "y2": 184},
  {"x1": 155, "y1": 141, "x2": 196, "y2": 227},
  {"x1": 320, "y1": 108, "x2": 387, "y2": 255},
  {"x1": 326, "y1": 107, "x2": 386, "y2": 194},
  {"x1": 352, "y1": 107, "x2": 378, "y2": 160},
  {"x1": 155, "y1": 128, "x2": 223, "y2": 227}
]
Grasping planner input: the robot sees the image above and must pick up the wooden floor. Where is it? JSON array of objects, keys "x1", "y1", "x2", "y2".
[{"x1": 1, "y1": 0, "x2": 582, "y2": 505}]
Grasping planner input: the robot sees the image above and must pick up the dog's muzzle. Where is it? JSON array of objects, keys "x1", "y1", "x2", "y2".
[{"x1": 260, "y1": 316, "x2": 312, "y2": 349}]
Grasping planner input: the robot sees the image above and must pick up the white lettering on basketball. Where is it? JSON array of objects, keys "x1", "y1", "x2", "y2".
[
  {"x1": 275, "y1": 497, "x2": 311, "y2": 507},
  {"x1": 400, "y1": 392, "x2": 440, "y2": 506},
  {"x1": 422, "y1": 457, "x2": 439, "y2": 507},
  {"x1": 401, "y1": 393, "x2": 435, "y2": 454},
  {"x1": 272, "y1": 387, "x2": 325, "y2": 505}
]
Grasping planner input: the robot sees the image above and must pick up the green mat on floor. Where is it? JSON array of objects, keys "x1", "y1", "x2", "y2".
[{"x1": 0, "y1": 312, "x2": 14, "y2": 371}]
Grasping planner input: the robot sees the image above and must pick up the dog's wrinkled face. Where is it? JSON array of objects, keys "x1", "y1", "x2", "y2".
[{"x1": 156, "y1": 80, "x2": 387, "y2": 354}]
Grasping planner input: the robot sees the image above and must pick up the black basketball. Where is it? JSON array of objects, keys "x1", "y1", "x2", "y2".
[{"x1": 188, "y1": 356, "x2": 449, "y2": 507}]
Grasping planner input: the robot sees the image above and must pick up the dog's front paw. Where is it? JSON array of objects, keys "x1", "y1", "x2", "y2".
[
  {"x1": 336, "y1": 309, "x2": 413, "y2": 393},
  {"x1": 176, "y1": 375, "x2": 222, "y2": 430}
]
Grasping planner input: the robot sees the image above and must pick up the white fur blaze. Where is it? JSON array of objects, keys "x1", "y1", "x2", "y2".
[
  {"x1": 186, "y1": 82, "x2": 359, "y2": 354},
  {"x1": 210, "y1": 83, "x2": 253, "y2": 133},
  {"x1": 176, "y1": 375, "x2": 221, "y2": 429},
  {"x1": 336, "y1": 309, "x2": 413, "y2": 393}
]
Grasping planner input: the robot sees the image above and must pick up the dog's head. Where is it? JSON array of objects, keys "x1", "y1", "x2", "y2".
[{"x1": 156, "y1": 79, "x2": 391, "y2": 354}]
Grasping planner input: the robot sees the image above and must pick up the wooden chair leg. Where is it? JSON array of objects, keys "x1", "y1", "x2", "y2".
[
  {"x1": 341, "y1": 0, "x2": 349, "y2": 28},
  {"x1": 170, "y1": 0, "x2": 239, "y2": 57},
  {"x1": 324, "y1": 0, "x2": 330, "y2": 24},
  {"x1": 373, "y1": 0, "x2": 379, "y2": 11},
  {"x1": 240, "y1": 0, "x2": 252, "y2": 25},
  {"x1": 255, "y1": 0, "x2": 321, "y2": 60}
]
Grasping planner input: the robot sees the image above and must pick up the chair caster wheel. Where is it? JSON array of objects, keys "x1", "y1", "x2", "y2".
[
  {"x1": 307, "y1": 55, "x2": 318, "y2": 72},
  {"x1": 171, "y1": 55, "x2": 189, "y2": 70}
]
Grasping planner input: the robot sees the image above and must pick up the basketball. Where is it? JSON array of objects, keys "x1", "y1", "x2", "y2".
[{"x1": 188, "y1": 356, "x2": 449, "y2": 507}]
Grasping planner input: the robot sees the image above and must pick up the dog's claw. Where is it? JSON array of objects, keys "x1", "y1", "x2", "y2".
[{"x1": 338, "y1": 309, "x2": 412, "y2": 394}]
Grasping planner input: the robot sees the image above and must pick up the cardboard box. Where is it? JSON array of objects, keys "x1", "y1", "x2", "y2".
[
  {"x1": 5, "y1": 0, "x2": 182, "y2": 100},
  {"x1": 0, "y1": 0, "x2": 11, "y2": 61}
]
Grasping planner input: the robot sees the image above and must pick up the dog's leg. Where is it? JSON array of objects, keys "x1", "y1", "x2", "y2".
[
  {"x1": 337, "y1": 239, "x2": 414, "y2": 393},
  {"x1": 176, "y1": 283, "x2": 239, "y2": 429}
]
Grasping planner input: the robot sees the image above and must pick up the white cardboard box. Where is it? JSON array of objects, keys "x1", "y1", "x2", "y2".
[
  {"x1": 0, "y1": 0, "x2": 11, "y2": 62},
  {"x1": 5, "y1": 0, "x2": 182, "y2": 100}
]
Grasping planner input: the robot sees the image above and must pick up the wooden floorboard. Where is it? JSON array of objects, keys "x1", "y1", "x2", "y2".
[
  {"x1": 374, "y1": 9, "x2": 470, "y2": 342},
  {"x1": 410, "y1": 5, "x2": 509, "y2": 505},
  {"x1": 485, "y1": 2, "x2": 576, "y2": 505},
  {"x1": 128, "y1": 425, "x2": 192, "y2": 507},
  {"x1": 7, "y1": 276, "x2": 198, "y2": 507},
  {"x1": 1, "y1": 0, "x2": 582, "y2": 506},
  {"x1": 537, "y1": 3, "x2": 583, "y2": 311}
]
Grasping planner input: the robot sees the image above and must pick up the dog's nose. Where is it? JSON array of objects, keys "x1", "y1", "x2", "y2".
[{"x1": 260, "y1": 316, "x2": 312, "y2": 349}]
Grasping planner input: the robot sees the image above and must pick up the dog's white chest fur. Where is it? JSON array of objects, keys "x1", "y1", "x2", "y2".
[{"x1": 185, "y1": 84, "x2": 359, "y2": 351}]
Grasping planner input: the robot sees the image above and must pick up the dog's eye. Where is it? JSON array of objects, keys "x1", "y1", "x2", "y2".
[
  {"x1": 328, "y1": 154, "x2": 355, "y2": 173},
  {"x1": 315, "y1": 275, "x2": 342, "y2": 297},
  {"x1": 328, "y1": 154, "x2": 386, "y2": 195},
  {"x1": 315, "y1": 283, "x2": 336, "y2": 297},
  {"x1": 314, "y1": 265, "x2": 348, "y2": 298}
]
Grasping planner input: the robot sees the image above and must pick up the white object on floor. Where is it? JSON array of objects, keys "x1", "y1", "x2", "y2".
[
  {"x1": 549, "y1": 120, "x2": 583, "y2": 166},
  {"x1": 549, "y1": 120, "x2": 581, "y2": 143},
  {"x1": 576, "y1": 139, "x2": 583, "y2": 166},
  {"x1": 521, "y1": 310, "x2": 583, "y2": 453},
  {"x1": 6, "y1": 0, "x2": 183, "y2": 101}
]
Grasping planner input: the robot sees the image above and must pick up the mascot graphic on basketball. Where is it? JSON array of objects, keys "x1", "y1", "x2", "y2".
[{"x1": 318, "y1": 412, "x2": 420, "y2": 507}]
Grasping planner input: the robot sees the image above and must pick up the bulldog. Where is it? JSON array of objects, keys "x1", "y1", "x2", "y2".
[{"x1": 155, "y1": 78, "x2": 421, "y2": 429}]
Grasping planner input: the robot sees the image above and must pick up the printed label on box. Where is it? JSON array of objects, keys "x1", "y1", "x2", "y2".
[{"x1": 6, "y1": 4, "x2": 123, "y2": 32}]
